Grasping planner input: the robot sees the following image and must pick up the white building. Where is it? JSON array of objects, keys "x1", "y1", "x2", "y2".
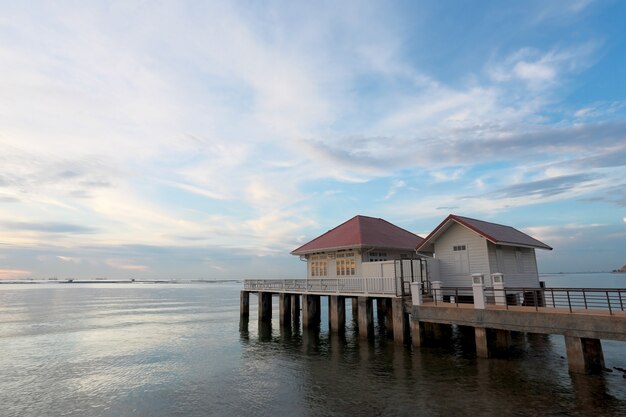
[
  {"x1": 291, "y1": 215, "x2": 425, "y2": 279},
  {"x1": 416, "y1": 214, "x2": 552, "y2": 288}
]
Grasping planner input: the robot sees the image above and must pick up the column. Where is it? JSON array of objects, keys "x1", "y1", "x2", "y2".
[
  {"x1": 240, "y1": 290, "x2": 250, "y2": 319},
  {"x1": 385, "y1": 298, "x2": 394, "y2": 336},
  {"x1": 472, "y1": 274, "x2": 485, "y2": 309},
  {"x1": 565, "y1": 336, "x2": 605, "y2": 374},
  {"x1": 258, "y1": 292, "x2": 272, "y2": 322},
  {"x1": 492, "y1": 273, "x2": 506, "y2": 306},
  {"x1": 278, "y1": 293, "x2": 291, "y2": 327},
  {"x1": 302, "y1": 294, "x2": 320, "y2": 329},
  {"x1": 357, "y1": 297, "x2": 373, "y2": 339},
  {"x1": 392, "y1": 297, "x2": 408, "y2": 344},
  {"x1": 291, "y1": 294, "x2": 300, "y2": 325},
  {"x1": 411, "y1": 320, "x2": 424, "y2": 347},
  {"x1": 329, "y1": 295, "x2": 346, "y2": 333},
  {"x1": 475, "y1": 327, "x2": 489, "y2": 358},
  {"x1": 352, "y1": 298, "x2": 359, "y2": 320}
]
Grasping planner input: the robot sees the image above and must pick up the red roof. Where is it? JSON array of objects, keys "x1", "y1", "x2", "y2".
[
  {"x1": 416, "y1": 214, "x2": 552, "y2": 252},
  {"x1": 291, "y1": 215, "x2": 423, "y2": 255}
]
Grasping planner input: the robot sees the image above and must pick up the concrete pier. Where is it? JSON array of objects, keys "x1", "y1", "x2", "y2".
[
  {"x1": 392, "y1": 298, "x2": 408, "y2": 344},
  {"x1": 357, "y1": 297, "x2": 373, "y2": 339},
  {"x1": 565, "y1": 336, "x2": 605, "y2": 374},
  {"x1": 475, "y1": 327, "x2": 490, "y2": 358},
  {"x1": 385, "y1": 299, "x2": 394, "y2": 335},
  {"x1": 329, "y1": 295, "x2": 346, "y2": 333},
  {"x1": 302, "y1": 294, "x2": 321, "y2": 329},
  {"x1": 258, "y1": 292, "x2": 272, "y2": 322},
  {"x1": 291, "y1": 294, "x2": 300, "y2": 325},
  {"x1": 240, "y1": 291, "x2": 249, "y2": 319},
  {"x1": 279, "y1": 293, "x2": 291, "y2": 327}
]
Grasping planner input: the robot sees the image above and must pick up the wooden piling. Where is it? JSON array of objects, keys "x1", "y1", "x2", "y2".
[
  {"x1": 258, "y1": 292, "x2": 272, "y2": 322},
  {"x1": 240, "y1": 290, "x2": 249, "y2": 319},
  {"x1": 358, "y1": 297, "x2": 373, "y2": 339},
  {"x1": 329, "y1": 295, "x2": 346, "y2": 333}
]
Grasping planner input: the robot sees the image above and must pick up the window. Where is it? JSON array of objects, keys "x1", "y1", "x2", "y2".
[
  {"x1": 336, "y1": 251, "x2": 356, "y2": 275},
  {"x1": 368, "y1": 251, "x2": 388, "y2": 262},
  {"x1": 453, "y1": 245, "x2": 466, "y2": 251},
  {"x1": 310, "y1": 254, "x2": 328, "y2": 277}
]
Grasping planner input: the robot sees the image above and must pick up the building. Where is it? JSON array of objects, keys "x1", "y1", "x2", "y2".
[
  {"x1": 416, "y1": 214, "x2": 552, "y2": 288},
  {"x1": 291, "y1": 215, "x2": 424, "y2": 279}
]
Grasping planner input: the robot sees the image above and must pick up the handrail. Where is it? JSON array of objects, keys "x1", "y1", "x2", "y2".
[
  {"x1": 244, "y1": 277, "x2": 398, "y2": 296},
  {"x1": 428, "y1": 286, "x2": 626, "y2": 316}
]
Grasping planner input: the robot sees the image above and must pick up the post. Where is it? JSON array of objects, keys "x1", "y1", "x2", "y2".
[
  {"x1": 411, "y1": 320, "x2": 424, "y2": 347},
  {"x1": 411, "y1": 282, "x2": 423, "y2": 306},
  {"x1": 376, "y1": 299, "x2": 385, "y2": 322},
  {"x1": 475, "y1": 327, "x2": 489, "y2": 358},
  {"x1": 259, "y1": 292, "x2": 272, "y2": 322},
  {"x1": 472, "y1": 274, "x2": 485, "y2": 309},
  {"x1": 279, "y1": 293, "x2": 291, "y2": 327},
  {"x1": 492, "y1": 273, "x2": 505, "y2": 306},
  {"x1": 385, "y1": 298, "x2": 394, "y2": 335},
  {"x1": 357, "y1": 297, "x2": 373, "y2": 339},
  {"x1": 302, "y1": 294, "x2": 320, "y2": 329},
  {"x1": 431, "y1": 281, "x2": 443, "y2": 303},
  {"x1": 291, "y1": 294, "x2": 300, "y2": 325},
  {"x1": 564, "y1": 336, "x2": 605, "y2": 374},
  {"x1": 392, "y1": 297, "x2": 408, "y2": 344},
  {"x1": 329, "y1": 295, "x2": 346, "y2": 333},
  {"x1": 240, "y1": 290, "x2": 250, "y2": 318}
]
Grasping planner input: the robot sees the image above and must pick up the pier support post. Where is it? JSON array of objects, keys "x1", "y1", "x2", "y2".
[
  {"x1": 352, "y1": 298, "x2": 359, "y2": 320},
  {"x1": 279, "y1": 293, "x2": 291, "y2": 327},
  {"x1": 492, "y1": 329, "x2": 512, "y2": 352},
  {"x1": 291, "y1": 294, "x2": 300, "y2": 325},
  {"x1": 329, "y1": 295, "x2": 346, "y2": 333},
  {"x1": 240, "y1": 290, "x2": 250, "y2": 319},
  {"x1": 475, "y1": 327, "x2": 490, "y2": 358},
  {"x1": 392, "y1": 297, "x2": 409, "y2": 344},
  {"x1": 376, "y1": 299, "x2": 385, "y2": 322},
  {"x1": 259, "y1": 292, "x2": 272, "y2": 322},
  {"x1": 411, "y1": 320, "x2": 424, "y2": 347},
  {"x1": 302, "y1": 294, "x2": 321, "y2": 329},
  {"x1": 357, "y1": 297, "x2": 373, "y2": 339},
  {"x1": 565, "y1": 336, "x2": 605, "y2": 374}
]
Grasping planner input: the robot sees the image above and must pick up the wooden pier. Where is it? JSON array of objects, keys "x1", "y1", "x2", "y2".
[{"x1": 241, "y1": 277, "x2": 626, "y2": 375}]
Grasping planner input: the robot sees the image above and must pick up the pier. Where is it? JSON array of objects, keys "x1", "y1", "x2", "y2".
[{"x1": 241, "y1": 275, "x2": 626, "y2": 374}]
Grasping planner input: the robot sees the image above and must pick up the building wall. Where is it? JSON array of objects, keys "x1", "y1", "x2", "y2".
[
  {"x1": 487, "y1": 242, "x2": 540, "y2": 288},
  {"x1": 433, "y1": 222, "x2": 491, "y2": 287},
  {"x1": 432, "y1": 223, "x2": 541, "y2": 288},
  {"x1": 305, "y1": 248, "x2": 416, "y2": 278}
]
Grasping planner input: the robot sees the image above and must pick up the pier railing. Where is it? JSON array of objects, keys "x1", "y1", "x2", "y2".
[
  {"x1": 244, "y1": 277, "x2": 398, "y2": 296},
  {"x1": 430, "y1": 286, "x2": 626, "y2": 315}
]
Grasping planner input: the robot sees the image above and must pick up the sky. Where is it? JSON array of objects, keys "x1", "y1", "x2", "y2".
[{"x1": 1, "y1": 0, "x2": 625, "y2": 279}]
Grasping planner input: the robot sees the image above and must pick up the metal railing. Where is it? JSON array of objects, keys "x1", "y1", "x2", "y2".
[
  {"x1": 428, "y1": 286, "x2": 626, "y2": 316},
  {"x1": 244, "y1": 277, "x2": 398, "y2": 296}
]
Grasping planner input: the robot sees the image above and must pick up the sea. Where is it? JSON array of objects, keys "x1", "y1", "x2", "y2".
[{"x1": 1, "y1": 273, "x2": 625, "y2": 417}]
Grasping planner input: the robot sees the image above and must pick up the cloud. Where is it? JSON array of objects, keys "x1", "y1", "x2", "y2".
[
  {"x1": 0, "y1": 268, "x2": 31, "y2": 279},
  {"x1": 489, "y1": 174, "x2": 601, "y2": 199},
  {"x1": 0, "y1": 221, "x2": 97, "y2": 234},
  {"x1": 105, "y1": 258, "x2": 149, "y2": 271}
]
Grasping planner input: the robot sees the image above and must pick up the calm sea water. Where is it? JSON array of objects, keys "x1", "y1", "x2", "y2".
[{"x1": 1, "y1": 273, "x2": 625, "y2": 417}]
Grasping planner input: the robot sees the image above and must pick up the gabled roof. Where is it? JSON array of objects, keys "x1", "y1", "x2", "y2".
[
  {"x1": 291, "y1": 215, "x2": 423, "y2": 255},
  {"x1": 416, "y1": 214, "x2": 552, "y2": 252}
]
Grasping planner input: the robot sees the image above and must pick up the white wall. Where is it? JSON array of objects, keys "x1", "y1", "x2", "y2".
[
  {"x1": 434, "y1": 222, "x2": 491, "y2": 287},
  {"x1": 487, "y1": 243, "x2": 540, "y2": 288}
]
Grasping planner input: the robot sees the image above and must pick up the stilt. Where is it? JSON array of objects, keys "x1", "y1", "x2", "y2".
[
  {"x1": 329, "y1": 295, "x2": 346, "y2": 333},
  {"x1": 492, "y1": 329, "x2": 512, "y2": 352},
  {"x1": 302, "y1": 294, "x2": 320, "y2": 329},
  {"x1": 411, "y1": 320, "x2": 424, "y2": 347},
  {"x1": 291, "y1": 294, "x2": 300, "y2": 325},
  {"x1": 565, "y1": 336, "x2": 605, "y2": 374},
  {"x1": 258, "y1": 292, "x2": 272, "y2": 322},
  {"x1": 240, "y1": 290, "x2": 250, "y2": 319},
  {"x1": 357, "y1": 297, "x2": 373, "y2": 339},
  {"x1": 279, "y1": 293, "x2": 291, "y2": 327},
  {"x1": 475, "y1": 327, "x2": 489, "y2": 358},
  {"x1": 352, "y1": 298, "x2": 359, "y2": 320},
  {"x1": 392, "y1": 297, "x2": 408, "y2": 344},
  {"x1": 376, "y1": 298, "x2": 385, "y2": 322}
]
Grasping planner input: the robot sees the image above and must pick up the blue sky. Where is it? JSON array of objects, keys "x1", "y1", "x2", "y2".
[{"x1": 1, "y1": 0, "x2": 625, "y2": 279}]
